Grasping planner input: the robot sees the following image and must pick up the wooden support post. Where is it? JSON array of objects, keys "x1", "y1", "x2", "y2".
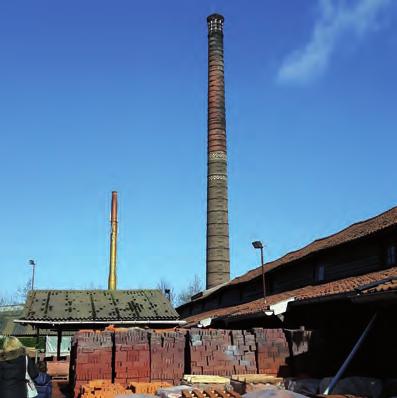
[
  {"x1": 57, "y1": 329, "x2": 62, "y2": 360},
  {"x1": 35, "y1": 327, "x2": 40, "y2": 363}
]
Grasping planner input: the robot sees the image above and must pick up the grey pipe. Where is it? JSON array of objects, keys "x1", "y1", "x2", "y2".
[{"x1": 323, "y1": 312, "x2": 377, "y2": 395}]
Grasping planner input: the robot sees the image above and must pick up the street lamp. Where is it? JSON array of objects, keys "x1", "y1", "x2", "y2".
[
  {"x1": 252, "y1": 241, "x2": 266, "y2": 303},
  {"x1": 28, "y1": 260, "x2": 36, "y2": 290},
  {"x1": 252, "y1": 242, "x2": 273, "y2": 316}
]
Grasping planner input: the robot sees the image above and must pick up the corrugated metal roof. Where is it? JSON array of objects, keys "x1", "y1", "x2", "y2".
[
  {"x1": 0, "y1": 305, "x2": 24, "y2": 313},
  {"x1": 0, "y1": 306, "x2": 73, "y2": 336},
  {"x1": 20, "y1": 290, "x2": 179, "y2": 323},
  {"x1": 0, "y1": 309, "x2": 21, "y2": 336}
]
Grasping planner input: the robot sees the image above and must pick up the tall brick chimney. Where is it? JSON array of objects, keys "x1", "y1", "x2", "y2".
[{"x1": 206, "y1": 13, "x2": 230, "y2": 290}]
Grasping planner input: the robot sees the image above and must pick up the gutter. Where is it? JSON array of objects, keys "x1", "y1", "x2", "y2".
[
  {"x1": 288, "y1": 292, "x2": 352, "y2": 306},
  {"x1": 14, "y1": 319, "x2": 186, "y2": 326}
]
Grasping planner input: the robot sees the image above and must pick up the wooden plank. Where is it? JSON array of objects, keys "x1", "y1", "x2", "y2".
[{"x1": 231, "y1": 374, "x2": 282, "y2": 384}]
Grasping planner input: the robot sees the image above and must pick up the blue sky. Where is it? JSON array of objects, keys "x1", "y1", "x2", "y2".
[{"x1": 1, "y1": 0, "x2": 396, "y2": 299}]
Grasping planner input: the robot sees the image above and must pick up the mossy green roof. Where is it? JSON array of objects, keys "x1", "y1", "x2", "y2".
[{"x1": 20, "y1": 290, "x2": 179, "y2": 324}]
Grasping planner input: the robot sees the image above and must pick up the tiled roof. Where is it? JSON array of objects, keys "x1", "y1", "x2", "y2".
[
  {"x1": 231, "y1": 206, "x2": 397, "y2": 285},
  {"x1": 20, "y1": 290, "x2": 180, "y2": 324},
  {"x1": 357, "y1": 277, "x2": 397, "y2": 294},
  {"x1": 183, "y1": 267, "x2": 397, "y2": 326},
  {"x1": 181, "y1": 206, "x2": 397, "y2": 309}
]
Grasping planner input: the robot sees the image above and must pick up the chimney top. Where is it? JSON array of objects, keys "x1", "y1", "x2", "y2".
[
  {"x1": 207, "y1": 13, "x2": 224, "y2": 22},
  {"x1": 207, "y1": 13, "x2": 224, "y2": 34}
]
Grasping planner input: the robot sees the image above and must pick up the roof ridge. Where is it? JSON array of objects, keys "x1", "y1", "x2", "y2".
[{"x1": 234, "y1": 205, "x2": 397, "y2": 282}]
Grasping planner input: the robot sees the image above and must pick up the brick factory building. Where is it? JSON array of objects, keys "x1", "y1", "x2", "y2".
[
  {"x1": 182, "y1": 13, "x2": 397, "y2": 327},
  {"x1": 174, "y1": 12, "x2": 397, "y2": 380},
  {"x1": 178, "y1": 207, "x2": 397, "y2": 378},
  {"x1": 178, "y1": 206, "x2": 397, "y2": 326}
]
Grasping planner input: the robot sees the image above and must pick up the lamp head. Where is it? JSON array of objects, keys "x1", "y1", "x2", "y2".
[{"x1": 252, "y1": 241, "x2": 263, "y2": 249}]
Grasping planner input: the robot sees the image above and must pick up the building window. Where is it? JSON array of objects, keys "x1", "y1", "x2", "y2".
[
  {"x1": 314, "y1": 264, "x2": 326, "y2": 282},
  {"x1": 386, "y1": 245, "x2": 396, "y2": 266}
]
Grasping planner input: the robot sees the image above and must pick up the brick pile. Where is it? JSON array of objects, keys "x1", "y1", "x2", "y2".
[
  {"x1": 252, "y1": 328, "x2": 289, "y2": 376},
  {"x1": 114, "y1": 329, "x2": 150, "y2": 386},
  {"x1": 70, "y1": 331, "x2": 113, "y2": 397},
  {"x1": 79, "y1": 380, "x2": 129, "y2": 398},
  {"x1": 189, "y1": 329, "x2": 257, "y2": 376},
  {"x1": 230, "y1": 330, "x2": 257, "y2": 375},
  {"x1": 129, "y1": 381, "x2": 172, "y2": 394},
  {"x1": 70, "y1": 327, "x2": 291, "y2": 391},
  {"x1": 150, "y1": 330, "x2": 186, "y2": 384}
]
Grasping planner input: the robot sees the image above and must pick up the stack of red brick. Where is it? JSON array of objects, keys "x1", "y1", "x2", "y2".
[
  {"x1": 252, "y1": 328, "x2": 289, "y2": 376},
  {"x1": 114, "y1": 329, "x2": 150, "y2": 387},
  {"x1": 150, "y1": 330, "x2": 186, "y2": 384},
  {"x1": 189, "y1": 329, "x2": 257, "y2": 376},
  {"x1": 70, "y1": 327, "x2": 291, "y2": 393},
  {"x1": 230, "y1": 330, "x2": 257, "y2": 374},
  {"x1": 70, "y1": 331, "x2": 113, "y2": 397},
  {"x1": 79, "y1": 380, "x2": 129, "y2": 398}
]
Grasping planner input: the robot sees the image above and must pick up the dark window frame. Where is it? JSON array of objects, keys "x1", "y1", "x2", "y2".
[{"x1": 314, "y1": 263, "x2": 326, "y2": 283}]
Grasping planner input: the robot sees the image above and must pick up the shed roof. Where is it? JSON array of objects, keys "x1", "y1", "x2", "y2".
[
  {"x1": 18, "y1": 290, "x2": 180, "y2": 326},
  {"x1": 0, "y1": 307, "x2": 25, "y2": 336},
  {"x1": 0, "y1": 305, "x2": 69, "y2": 336}
]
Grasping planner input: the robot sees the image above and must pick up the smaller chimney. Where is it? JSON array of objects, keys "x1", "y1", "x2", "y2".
[{"x1": 108, "y1": 191, "x2": 118, "y2": 290}]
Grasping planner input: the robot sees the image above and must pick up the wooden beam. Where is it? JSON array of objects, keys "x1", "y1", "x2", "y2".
[{"x1": 57, "y1": 329, "x2": 62, "y2": 360}]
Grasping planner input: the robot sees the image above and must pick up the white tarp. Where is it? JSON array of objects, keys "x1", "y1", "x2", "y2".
[
  {"x1": 270, "y1": 297, "x2": 295, "y2": 315},
  {"x1": 45, "y1": 336, "x2": 72, "y2": 356}
]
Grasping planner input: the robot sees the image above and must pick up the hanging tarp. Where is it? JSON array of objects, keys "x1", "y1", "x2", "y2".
[{"x1": 45, "y1": 336, "x2": 71, "y2": 356}]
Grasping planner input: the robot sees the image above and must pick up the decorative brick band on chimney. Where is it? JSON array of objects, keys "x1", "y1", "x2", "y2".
[{"x1": 206, "y1": 13, "x2": 230, "y2": 290}]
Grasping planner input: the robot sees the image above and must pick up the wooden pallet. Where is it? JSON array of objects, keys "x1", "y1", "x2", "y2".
[
  {"x1": 51, "y1": 374, "x2": 69, "y2": 381},
  {"x1": 182, "y1": 389, "x2": 241, "y2": 398}
]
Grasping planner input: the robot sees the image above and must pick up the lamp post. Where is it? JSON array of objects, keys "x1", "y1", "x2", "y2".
[
  {"x1": 252, "y1": 241, "x2": 266, "y2": 303},
  {"x1": 28, "y1": 260, "x2": 36, "y2": 290}
]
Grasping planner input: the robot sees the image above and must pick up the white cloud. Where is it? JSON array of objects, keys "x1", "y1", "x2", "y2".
[{"x1": 277, "y1": 0, "x2": 390, "y2": 84}]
